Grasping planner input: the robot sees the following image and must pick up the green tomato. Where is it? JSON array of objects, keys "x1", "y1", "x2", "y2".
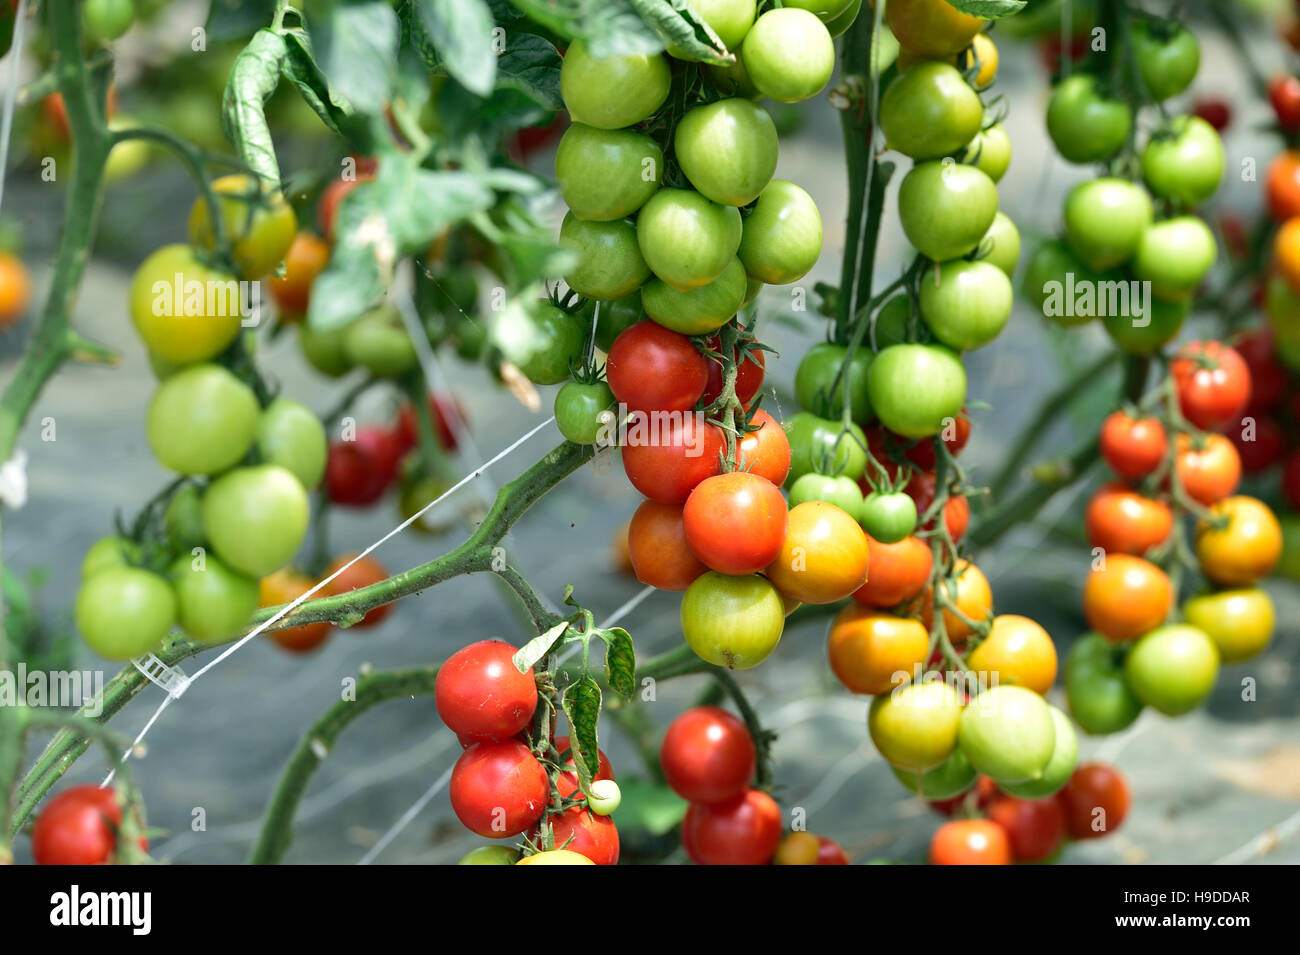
[
  {"x1": 202, "y1": 465, "x2": 310, "y2": 578},
  {"x1": 787, "y1": 472, "x2": 864, "y2": 515},
  {"x1": 147, "y1": 364, "x2": 259, "y2": 476},
  {"x1": 1124, "y1": 624, "x2": 1219, "y2": 716},
  {"x1": 636, "y1": 189, "x2": 742, "y2": 291},
  {"x1": 458, "y1": 845, "x2": 518, "y2": 865},
  {"x1": 1132, "y1": 216, "x2": 1217, "y2": 301},
  {"x1": 165, "y1": 484, "x2": 207, "y2": 552},
  {"x1": 957, "y1": 685, "x2": 1056, "y2": 786},
  {"x1": 859, "y1": 492, "x2": 917, "y2": 544},
  {"x1": 1021, "y1": 239, "x2": 1107, "y2": 326},
  {"x1": 594, "y1": 292, "x2": 642, "y2": 353},
  {"x1": 961, "y1": 124, "x2": 1011, "y2": 183},
  {"x1": 561, "y1": 212, "x2": 650, "y2": 301},
  {"x1": 825, "y1": 0, "x2": 863, "y2": 38},
  {"x1": 918, "y1": 259, "x2": 1013, "y2": 352},
  {"x1": 743, "y1": 276, "x2": 764, "y2": 306},
  {"x1": 1063, "y1": 178, "x2": 1154, "y2": 271},
  {"x1": 169, "y1": 553, "x2": 259, "y2": 643},
  {"x1": 707, "y1": 57, "x2": 762, "y2": 98},
  {"x1": 642, "y1": 257, "x2": 747, "y2": 335},
  {"x1": 997, "y1": 705, "x2": 1078, "y2": 798},
  {"x1": 1064, "y1": 633, "x2": 1144, "y2": 735},
  {"x1": 1102, "y1": 296, "x2": 1188, "y2": 355},
  {"x1": 129, "y1": 244, "x2": 243, "y2": 366},
  {"x1": 1046, "y1": 74, "x2": 1132, "y2": 164},
  {"x1": 737, "y1": 179, "x2": 823, "y2": 285},
  {"x1": 554, "y1": 380, "x2": 616, "y2": 445},
  {"x1": 1132, "y1": 21, "x2": 1199, "y2": 100},
  {"x1": 84, "y1": 0, "x2": 135, "y2": 43},
  {"x1": 81, "y1": 536, "x2": 140, "y2": 580},
  {"x1": 892, "y1": 747, "x2": 977, "y2": 800},
  {"x1": 257, "y1": 397, "x2": 327, "y2": 490},
  {"x1": 897, "y1": 160, "x2": 998, "y2": 262},
  {"x1": 555, "y1": 124, "x2": 662, "y2": 221},
  {"x1": 681, "y1": 571, "x2": 785, "y2": 670},
  {"x1": 784, "y1": 412, "x2": 869, "y2": 484},
  {"x1": 783, "y1": 0, "x2": 854, "y2": 20},
  {"x1": 1140, "y1": 115, "x2": 1224, "y2": 207},
  {"x1": 299, "y1": 321, "x2": 354, "y2": 377},
  {"x1": 490, "y1": 301, "x2": 587, "y2": 386},
  {"x1": 975, "y1": 211, "x2": 1020, "y2": 276},
  {"x1": 873, "y1": 295, "x2": 911, "y2": 349},
  {"x1": 559, "y1": 41, "x2": 670, "y2": 129},
  {"x1": 587, "y1": 778, "x2": 622, "y2": 815},
  {"x1": 880, "y1": 61, "x2": 984, "y2": 161},
  {"x1": 684, "y1": 0, "x2": 757, "y2": 49},
  {"x1": 740, "y1": 8, "x2": 835, "y2": 103},
  {"x1": 867, "y1": 680, "x2": 964, "y2": 772},
  {"x1": 794, "y1": 342, "x2": 872, "y2": 422},
  {"x1": 76, "y1": 567, "x2": 176, "y2": 661},
  {"x1": 674, "y1": 98, "x2": 778, "y2": 207},
  {"x1": 343, "y1": 306, "x2": 418, "y2": 378},
  {"x1": 867, "y1": 344, "x2": 966, "y2": 439}
]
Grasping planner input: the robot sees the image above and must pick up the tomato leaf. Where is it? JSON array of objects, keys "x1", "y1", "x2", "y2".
[
  {"x1": 221, "y1": 28, "x2": 288, "y2": 188},
  {"x1": 509, "y1": 0, "x2": 662, "y2": 58},
  {"x1": 415, "y1": 0, "x2": 498, "y2": 97},
  {"x1": 600, "y1": 628, "x2": 636, "y2": 701},
  {"x1": 495, "y1": 32, "x2": 563, "y2": 112},
  {"x1": 512, "y1": 620, "x2": 571, "y2": 674},
  {"x1": 943, "y1": 0, "x2": 1026, "y2": 18},
  {"x1": 204, "y1": 0, "x2": 279, "y2": 43},
  {"x1": 561, "y1": 675, "x2": 602, "y2": 792},
  {"x1": 307, "y1": 0, "x2": 401, "y2": 114},
  {"x1": 627, "y1": 0, "x2": 733, "y2": 65},
  {"x1": 279, "y1": 31, "x2": 355, "y2": 137}
]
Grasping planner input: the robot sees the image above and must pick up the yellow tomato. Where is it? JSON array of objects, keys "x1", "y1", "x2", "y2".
[
  {"x1": 967, "y1": 33, "x2": 997, "y2": 89},
  {"x1": 1183, "y1": 588, "x2": 1275, "y2": 663},
  {"x1": 936, "y1": 560, "x2": 992, "y2": 642},
  {"x1": 765, "y1": 501, "x2": 869, "y2": 605},
  {"x1": 516, "y1": 849, "x2": 595, "y2": 865},
  {"x1": 187, "y1": 174, "x2": 297, "y2": 280},
  {"x1": 967, "y1": 614, "x2": 1058, "y2": 695},
  {"x1": 827, "y1": 604, "x2": 929, "y2": 695},
  {"x1": 129, "y1": 244, "x2": 243, "y2": 365},
  {"x1": 774, "y1": 831, "x2": 819, "y2": 865},
  {"x1": 1196, "y1": 496, "x2": 1283, "y2": 586}
]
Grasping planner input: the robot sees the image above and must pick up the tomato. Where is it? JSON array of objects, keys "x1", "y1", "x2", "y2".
[
  {"x1": 886, "y1": 0, "x2": 982, "y2": 57},
  {"x1": 146, "y1": 364, "x2": 259, "y2": 476},
  {"x1": 548, "y1": 805, "x2": 619, "y2": 864},
  {"x1": 976, "y1": 210, "x2": 1020, "y2": 276},
  {"x1": 1022, "y1": 239, "x2": 1104, "y2": 324},
  {"x1": 1083, "y1": 553, "x2": 1173, "y2": 642},
  {"x1": 1230, "y1": 414, "x2": 1284, "y2": 473},
  {"x1": 1062, "y1": 178, "x2": 1152, "y2": 271},
  {"x1": 608, "y1": 319, "x2": 709, "y2": 414},
  {"x1": 934, "y1": 559, "x2": 991, "y2": 643},
  {"x1": 897, "y1": 161, "x2": 998, "y2": 262},
  {"x1": 561, "y1": 213, "x2": 650, "y2": 301},
  {"x1": 76, "y1": 567, "x2": 176, "y2": 661},
  {"x1": 681, "y1": 789, "x2": 782, "y2": 865},
  {"x1": 326, "y1": 427, "x2": 401, "y2": 507},
  {"x1": 555, "y1": 123, "x2": 662, "y2": 222},
  {"x1": 493, "y1": 300, "x2": 588, "y2": 386},
  {"x1": 553, "y1": 380, "x2": 614, "y2": 445},
  {"x1": 394, "y1": 393, "x2": 462, "y2": 457},
  {"x1": 795, "y1": 342, "x2": 872, "y2": 422},
  {"x1": 1175, "y1": 432, "x2": 1241, "y2": 506},
  {"x1": 188, "y1": 174, "x2": 296, "y2": 280},
  {"x1": 966, "y1": 32, "x2": 998, "y2": 88},
  {"x1": 560, "y1": 42, "x2": 670, "y2": 129},
  {"x1": 957, "y1": 686, "x2": 1056, "y2": 786},
  {"x1": 31, "y1": 785, "x2": 145, "y2": 865},
  {"x1": 1132, "y1": 21, "x2": 1200, "y2": 100},
  {"x1": 637, "y1": 188, "x2": 742, "y2": 291},
  {"x1": 674, "y1": 98, "x2": 777, "y2": 207},
  {"x1": 554, "y1": 735, "x2": 616, "y2": 787},
  {"x1": 261, "y1": 569, "x2": 331, "y2": 652},
  {"x1": 269, "y1": 232, "x2": 329, "y2": 317},
  {"x1": 1195, "y1": 495, "x2": 1282, "y2": 586},
  {"x1": 1100, "y1": 411, "x2": 1167, "y2": 479},
  {"x1": 1266, "y1": 150, "x2": 1300, "y2": 221},
  {"x1": 702, "y1": 336, "x2": 766, "y2": 406},
  {"x1": 860, "y1": 491, "x2": 916, "y2": 545},
  {"x1": 1270, "y1": 74, "x2": 1300, "y2": 130},
  {"x1": 0, "y1": 252, "x2": 31, "y2": 327},
  {"x1": 626, "y1": 500, "x2": 708, "y2": 591},
  {"x1": 450, "y1": 741, "x2": 548, "y2": 838},
  {"x1": 1193, "y1": 97, "x2": 1231, "y2": 131},
  {"x1": 516, "y1": 849, "x2": 594, "y2": 865},
  {"x1": 852, "y1": 534, "x2": 932, "y2": 608},
  {"x1": 1133, "y1": 217, "x2": 1218, "y2": 302},
  {"x1": 918, "y1": 260, "x2": 1012, "y2": 352},
  {"x1": 961, "y1": 124, "x2": 1011, "y2": 184},
  {"x1": 943, "y1": 494, "x2": 970, "y2": 542},
  {"x1": 593, "y1": 292, "x2": 642, "y2": 353},
  {"x1": 687, "y1": 0, "x2": 757, "y2": 49},
  {"x1": 738, "y1": 179, "x2": 823, "y2": 285},
  {"x1": 1059, "y1": 762, "x2": 1130, "y2": 840},
  {"x1": 435, "y1": 640, "x2": 537, "y2": 742},
  {"x1": 774, "y1": 831, "x2": 820, "y2": 865},
  {"x1": 1046, "y1": 75, "x2": 1132, "y2": 164},
  {"x1": 683, "y1": 472, "x2": 788, "y2": 575},
  {"x1": 894, "y1": 749, "x2": 977, "y2": 801},
  {"x1": 827, "y1": 605, "x2": 927, "y2": 695},
  {"x1": 985, "y1": 795, "x2": 1063, "y2": 863},
  {"x1": 737, "y1": 409, "x2": 791, "y2": 484},
  {"x1": 83, "y1": 0, "x2": 134, "y2": 43},
  {"x1": 679, "y1": 571, "x2": 784, "y2": 670},
  {"x1": 1085, "y1": 483, "x2": 1172, "y2": 556},
  {"x1": 320, "y1": 554, "x2": 393, "y2": 629},
  {"x1": 1125, "y1": 624, "x2": 1219, "y2": 716},
  {"x1": 256, "y1": 397, "x2": 327, "y2": 489},
  {"x1": 1141, "y1": 116, "x2": 1223, "y2": 207},
  {"x1": 1183, "y1": 588, "x2": 1274, "y2": 664},
  {"x1": 168, "y1": 553, "x2": 258, "y2": 643},
  {"x1": 317, "y1": 173, "x2": 374, "y2": 243},
  {"x1": 1171, "y1": 340, "x2": 1250, "y2": 432},
  {"x1": 621, "y1": 415, "x2": 725, "y2": 502},
  {"x1": 129, "y1": 245, "x2": 243, "y2": 365},
  {"x1": 929, "y1": 819, "x2": 1010, "y2": 865},
  {"x1": 740, "y1": 8, "x2": 835, "y2": 103},
  {"x1": 660, "y1": 706, "x2": 756, "y2": 804},
  {"x1": 82, "y1": 535, "x2": 141, "y2": 580},
  {"x1": 900, "y1": 470, "x2": 968, "y2": 542},
  {"x1": 767, "y1": 501, "x2": 870, "y2": 604},
  {"x1": 967, "y1": 615, "x2": 1058, "y2": 696},
  {"x1": 1065, "y1": 632, "x2": 1143, "y2": 735},
  {"x1": 788, "y1": 472, "x2": 863, "y2": 516},
  {"x1": 1103, "y1": 295, "x2": 1189, "y2": 354},
  {"x1": 997, "y1": 703, "x2": 1078, "y2": 799},
  {"x1": 342, "y1": 305, "x2": 418, "y2": 378},
  {"x1": 299, "y1": 321, "x2": 353, "y2": 377},
  {"x1": 883, "y1": 61, "x2": 983, "y2": 163},
  {"x1": 869, "y1": 680, "x2": 963, "y2": 772},
  {"x1": 642, "y1": 257, "x2": 747, "y2": 335},
  {"x1": 202, "y1": 465, "x2": 310, "y2": 578},
  {"x1": 459, "y1": 845, "x2": 518, "y2": 865},
  {"x1": 1276, "y1": 217, "x2": 1300, "y2": 299},
  {"x1": 902, "y1": 413, "x2": 972, "y2": 468},
  {"x1": 784, "y1": 412, "x2": 868, "y2": 483},
  {"x1": 867, "y1": 344, "x2": 966, "y2": 440}
]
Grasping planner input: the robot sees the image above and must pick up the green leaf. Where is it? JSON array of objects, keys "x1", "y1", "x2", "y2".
[
  {"x1": 627, "y1": 0, "x2": 732, "y2": 64},
  {"x1": 280, "y1": 31, "x2": 354, "y2": 136},
  {"x1": 561, "y1": 675, "x2": 602, "y2": 792},
  {"x1": 613, "y1": 777, "x2": 688, "y2": 835},
  {"x1": 308, "y1": 0, "x2": 400, "y2": 114},
  {"x1": 509, "y1": 0, "x2": 662, "y2": 58},
  {"x1": 416, "y1": 0, "x2": 498, "y2": 97},
  {"x1": 221, "y1": 28, "x2": 288, "y2": 187},
  {"x1": 495, "y1": 31, "x2": 563, "y2": 111},
  {"x1": 943, "y1": 0, "x2": 1026, "y2": 18},
  {"x1": 513, "y1": 620, "x2": 570, "y2": 673},
  {"x1": 600, "y1": 628, "x2": 636, "y2": 701}
]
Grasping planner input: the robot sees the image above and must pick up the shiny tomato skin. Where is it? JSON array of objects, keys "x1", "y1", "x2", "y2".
[
  {"x1": 435, "y1": 640, "x2": 538, "y2": 743},
  {"x1": 1082, "y1": 554, "x2": 1174, "y2": 642},
  {"x1": 269, "y1": 231, "x2": 330, "y2": 317},
  {"x1": 1175, "y1": 433, "x2": 1241, "y2": 506},
  {"x1": 827, "y1": 604, "x2": 928, "y2": 695},
  {"x1": 621, "y1": 416, "x2": 725, "y2": 502},
  {"x1": 851, "y1": 534, "x2": 932, "y2": 609},
  {"x1": 684, "y1": 472, "x2": 788, "y2": 575},
  {"x1": 816, "y1": 836, "x2": 850, "y2": 865},
  {"x1": 627, "y1": 499, "x2": 708, "y2": 591},
  {"x1": 1170, "y1": 340, "x2": 1251, "y2": 432},
  {"x1": 548, "y1": 806, "x2": 619, "y2": 864},
  {"x1": 681, "y1": 788, "x2": 783, "y2": 865},
  {"x1": 738, "y1": 409, "x2": 791, "y2": 485},
  {"x1": 1084, "y1": 482, "x2": 1173, "y2": 556},
  {"x1": 449, "y1": 741, "x2": 549, "y2": 838},
  {"x1": 929, "y1": 819, "x2": 1011, "y2": 865},
  {"x1": 767, "y1": 501, "x2": 869, "y2": 604},
  {"x1": 322, "y1": 553, "x2": 393, "y2": 628},
  {"x1": 1100, "y1": 411, "x2": 1167, "y2": 480},
  {"x1": 1266, "y1": 151, "x2": 1300, "y2": 221},
  {"x1": 986, "y1": 795, "x2": 1066, "y2": 863},
  {"x1": 31, "y1": 785, "x2": 146, "y2": 865},
  {"x1": 660, "y1": 706, "x2": 756, "y2": 805},
  {"x1": 606, "y1": 321, "x2": 708, "y2": 414},
  {"x1": 325, "y1": 426, "x2": 403, "y2": 507},
  {"x1": 1058, "y1": 762, "x2": 1130, "y2": 840}
]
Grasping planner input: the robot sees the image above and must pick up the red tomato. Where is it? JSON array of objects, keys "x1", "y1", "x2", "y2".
[
  {"x1": 816, "y1": 835, "x2": 850, "y2": 865},
  {"x1": 929, "y1": 819, "x2": 1011, "y2": 865},
  {"x1": 929, "y1": 775, "x2": 998, "y2": 816},
  {"x1": 606, "y1": 321, "x2": 708, "y2": 413},
  {"x1": 660, "y1": 706, "x2": 757, "y2": 805},
  {"x1": 554, "y1": 734, "x2": 615, "y2": 790},
  {"x1": 681, "y1": 789, "x2": 782, "y2": 865},
  {"x1": 318, "y1": 172, "x2": 375, "y2": 242},
  {"x1": 1271, "y1": 75, "x2": 1300, "y2": 131},
  {"x1": 851, "y1": 534, "x2": 932, "y2": 608},
  {"x1": 1100, "y1": 411, "x2": 1167, "y2": 480},
  {"x1": 1175, "y1": 433, "x2": 1242, "y2": 506},
  {"x1": 1192, "y1": 97, "x2": 1231, "y2": 132},
  {"x1": 548, "y1": 805, "x2": 620, "y2": 864},
  {"x1": 1267, "y1": 151, "x2": 1300, "y2": 221},
  {"x1": 621, "y1": 415, "x2": 724, "y2": 502},
  {"x1": 435, "y1": 640, "x2": 538, "y2": 743},
  {"x1": 904, "y1": 471, "x2": 969, "y2": 541},
  {"x1": 31, "y1": 785, "x2": 146, "y2": 865},
  {"x1": 626, "y1": 499, "x2": 708, "y2": 591},
  {"x1": 1283, "y1": 450, "x2": 1300, "y2": 509},
  {"x1": 863, "y1": 424, "x2": 908, "y2": 483},
  {"x1": 325, "y1": 426, "x2": 402, "y2": 506},
  {"x1": 1059, "y1": 762, "x2": 1131, "y2": 840},
  {"x1": 701, "y1": 336, "x2": 767, "y2": 406},
  {"x1": 904, "y1": 410, "x2": 971, "y2": 470},
  {"x1": 986, "y1": 795, "x2": 1066, "y2": 863},
  {"x1": 738, "y1": 409, "x2": 791, "y2": 485},
  {"x1": 1234, "y1": 328, "x2": 1287, "y2": 415},
  {"x1": 1084, "y1": 482, "x2": 1173, "y2": 555},
  {"x1": 322, "y1": 553, "x2": 394, "y2": 628},
  {"x1": 683, "y1": 472, "x2": 788, "y2": 575},
  {"x1": 394, "y1": 392, "x2": 463, "y2": 454},
  {"x1": 1171, "y1": 341, "x2": 1251, "y2": 432},
  {"x1": 449, "y1": 741, "x2": 549, "y2": 838},
  {"x1": 1230, "y1": 415, "x2": 1285, "y2": 473}
]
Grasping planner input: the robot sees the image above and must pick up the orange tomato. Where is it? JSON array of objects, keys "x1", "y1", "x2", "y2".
[
  {"x1": 766, "y1": 501, "x2": 869, "y2": 604},
  {"x1": 1082, "y1": 554, "x2": 1173, "y2": 642},
  {"x1": 773, "y1": 831, "x2": 820, "y2": 866},
  {"x1": 1084, "y1": 482, "x2": 1173, "y2": 555},
  {"x1": 1275, "y1": 217, "x2": 1300, "y2": 294},
  {"x1": 0, "y1": 253, "x2": 31, "y2": 327},
  {"x1": 851, "y1": 534, "x2": 932, "y2": 608},
  {"x1": 929, "y1": 819, "x2": 1011, "y2": 865},
  {"x1": 322, "y1": 553, "x2": 394, "y2": 628},
  {"x1": 260, "y1": 569, "x2": 331, "y2": 652},
  {"x1": 1267, "y1": 150, "x2": 1300, "y2": 221},
  {"x1": 1175, "y1": 433, "x2": 1241, "y2": 506},
  {"x1": 827, "y1": 604, "x2": 929, "y2": 695},
  {"x1": 887, "y1": 0, "x2": 984, "y2": 58},
  {"x1": 966, "y1": 614, "x2": 1058, "y2": 695},
  {"x1": 269, "y1": 231, "x2": 330, "y2": 318},
  {"x1": 612, "y1": 521, "x2": 635, "y2": 578},
  {"x1": 627, "y1": 499, "x2": 707, "y2": 591},
  {"x1": 935, "y1": 559, "x2": 992, "y2": 642},
  {"x1": 1195, "y1": 495, "x2": 1282, "y2": 586}
]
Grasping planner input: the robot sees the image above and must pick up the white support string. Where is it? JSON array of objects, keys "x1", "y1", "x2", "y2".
[{"x1": 0, "y1": 0, "x2": 30, "y2": 217}]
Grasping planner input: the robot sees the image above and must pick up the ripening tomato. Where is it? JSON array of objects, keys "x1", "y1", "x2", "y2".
[
  {"x1": 1271, "y1": 75, "x2": 1300, "y2": 131},
  {"x1": 852, "y1": 534, "x2": 932, "y2": 608},
  {"x1": 129, "y1": 245, "x2": 243, "y2": 366},
  {"x1": 904, "y1": 471, "x2": 970, "y2": 541},
  {"x1": 660, "y1": 706, "x2": 756, "y2": 805},
  {"x1": 929, "y1": 819, "x2": 1011, "y2": 866},
  {"x1": 1233, "y1": 328, "x2": 1286, "y2": 413},
  {"x1": 1195, "y1": 495, "x2": 1282, "y2": 586},
  {"x1": 548, "y1": 806, "x2": 620, "y2": 865},
  {"x1": 681, "y1": 571, "x2": 785, "y2": 669},
  {"x1": 766, "y1": 501, "x2": 869, "y2": 604},
  {"x1": 701, "y1": 336, "x2": 766, "y2": 406},
  {"x1": 1170, "y1": 341, "x2": 1251, "y2": 432},
  {"x1": 187, "y1": 174, "x2": 297, "y2": 280},
  {"x1": 1058, "y1": 762, "x2": 1130, "y2": 840},
  {"x1": 260, "y1": 569, "x2": 331, "y2": 653},
  {"x1": 1085, "y1": 482, "x2": 1173, "y2": 556},
  {"x1": 269, "y1": 232, "x2": 330, "y2": 317},
  {"x1": 869, "y1": 680, "x2": 964, "y2": 772},
  {"x1": 1099, "y1": 410, "x2": 1167, "y2": 479},
  {"x1": 827, "y1": 604, "x2": 928, "y2": 695},
  {"x1": 1266, "y1": 150, "x2": 1300, "y2": 221},
  {"x1": 738, "y1": 409, "x2": 791, "y2": 485},
  {"x1": 1183, "y1": 588, "x2": 1275, "y2": 664},
  {"x1": 1175, "y1": 432, "x2": 1241, "y2": 506},
  {"x1": 1082, "y1": 554, "x2": 1173, "y2": 642},
  {"x1": 681, "y1": 788, "x2": 783, "y2": 865},
  {"x1": 886, "y1": 0, "x2": 983, "y2": 58},
  {"x1": 515, "y1": 848, "x2": 593, "y2": 865},
  {"x1": 321, "y1": 553, "x2": 393, "y2": 628},
  {"x1": 773, "y1": 831, "x2": 821, "y2": 866},
  {"x1": 627, "y1": 499, "x2": 708, "y2": 591},
  {"x1": 935, "y1": 559, "x2": 992, "y2": 642},
  {"x1": 683, "y1": 471, "x2": 788, "y2": 575},
  {"x1": 31, "y1": 785, "x2": 147, "y2": 865},
  {"x1": 449, "y1": 741, "x2": 549, "y2": 838},
  {"x1": 957, "y1": 685, "x2": 1057, "y2": 786},
  {"x1": 966, "y1": 615, "x2": 1058, "y2": 695},
  {"x1": 622, "y1": 415, "x2": 725, "y2": 502},
  {"x1": 435, "y1": 640, "x2": 538, "y2": 743},
  {"x1": 606, "y1": 321, "x2": 708, "y2": 414},
  {"x1": 0, "y1": 252, "x2": 31, "y2": 327},
  {"x1": 394, "y1": 392, "x2": 462, "y2": 454},
  {"x1": 986, "y1": 795, "x2": 1065, "y2": 863}
]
